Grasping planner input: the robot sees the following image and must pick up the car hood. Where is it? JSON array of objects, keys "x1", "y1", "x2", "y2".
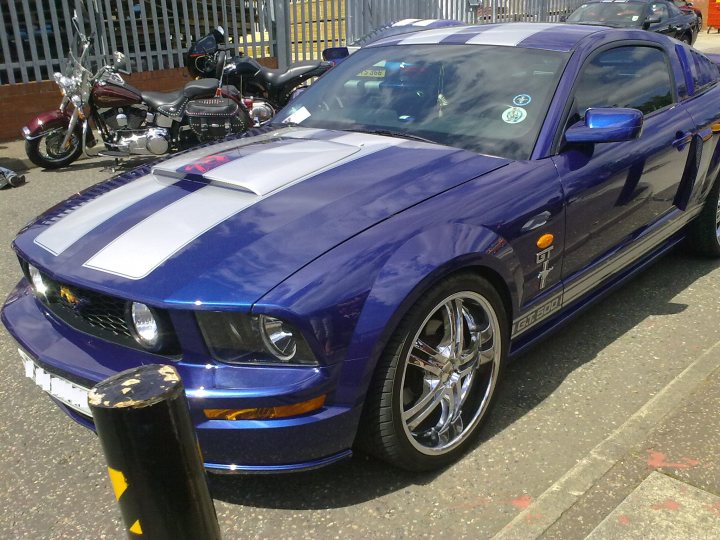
[{"x1": 14, "y1": 127, "x2": 510, "y2": 308}]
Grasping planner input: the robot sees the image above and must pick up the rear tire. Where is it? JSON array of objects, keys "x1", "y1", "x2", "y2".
[
  {"x1": 25, "y1": 128, "x2": 82, "y2": 169},
  {"x1": 687, "y1": 176, "x2": 720, "y2": 257},
  {"x1": 358, "y1": 272, "x2": 507, "y2": 471}
]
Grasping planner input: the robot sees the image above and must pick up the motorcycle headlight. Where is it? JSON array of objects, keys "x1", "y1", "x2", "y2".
[
  {"x1": 196, "y1": 312, "x2": 317, "y2": 365},
  {"x1": 27, "y1": 264, "x2": 49, "y2": 298}
]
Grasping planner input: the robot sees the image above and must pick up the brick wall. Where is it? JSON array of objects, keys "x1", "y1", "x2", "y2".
[{"x1": 0, "y1": 58, "x2": 278, "y2": 142}]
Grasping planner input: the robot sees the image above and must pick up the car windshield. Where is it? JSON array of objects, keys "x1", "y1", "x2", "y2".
[
  {"x1": 273, "y1": 44, "x2": 569, "y2": 160},
  {"x1": 567, "y1": 2, "x2": 647, "y2": 27}
]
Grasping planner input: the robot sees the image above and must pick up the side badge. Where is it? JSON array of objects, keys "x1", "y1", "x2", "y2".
[{"x1": 536, "y1": 234, "x2": 555, "y2": 290}]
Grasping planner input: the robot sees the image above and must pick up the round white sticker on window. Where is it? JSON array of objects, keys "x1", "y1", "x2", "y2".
[
  {"x1": 513, "y1": 94, "x2": 532, "y2": 106},
  {"x1": 502, "y1": 107, "x2": 527, "y2": 124}
]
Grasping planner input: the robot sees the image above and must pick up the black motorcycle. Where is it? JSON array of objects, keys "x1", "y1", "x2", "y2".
[{"x1": 186, "y1": 27, "x2": 333, "y2": 125}]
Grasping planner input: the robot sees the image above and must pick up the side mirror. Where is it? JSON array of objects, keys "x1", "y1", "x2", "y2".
[
  {"x1": 322, "y1": 46, "x2": 349, "y2": 62},
  {"x1": 565, "y1": 108, "x2": 643, "y2": 144},
  {"x1": 559, "y1": 15, "x2": 567, "y2": 22},
  {"x1": 113, "y1": 51, "x2": 131, "y2": 74},
  {"x1": 643, "y1": 15, "x2": 662, "y2": 29}
]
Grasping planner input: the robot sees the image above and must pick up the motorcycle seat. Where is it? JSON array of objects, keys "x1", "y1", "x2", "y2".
[
  {"x1": 259, "y1": 61, "x2": 326, "y2": 87},
  {"x1": 142, "y1": 79, "x2": 220, "y2": 111},
  {"x1": 142, "y1": 89, "x2": 184, "y2": 110}
]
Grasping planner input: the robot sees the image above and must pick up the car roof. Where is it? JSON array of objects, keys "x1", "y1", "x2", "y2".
[{"x1": 365, "y1": 22, "x2": 610, "y2": 53}]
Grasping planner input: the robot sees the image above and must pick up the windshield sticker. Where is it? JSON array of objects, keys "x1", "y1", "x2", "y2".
[
  {"x1": 512, "y1": 94, "x2": 532, "y2": 106},
  {"x1": 502, "y1": 107, "x2": 527, "y2": 124},
  {"x1": 284, "y1": 107, "x2": 311, "y2": 124},
  {"x1": 632, "y1": 15, "x2": 639, "y2": 21}
]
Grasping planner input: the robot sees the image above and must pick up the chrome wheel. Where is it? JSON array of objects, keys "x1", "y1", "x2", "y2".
[
  {"x1": 25, "y1": 128, "x2": 83, "y2": 169},
  {"x1": 359, "y1": 273, "x2": 507, "y2": 471},
  {"x1": 39, "y1": 130, "x2": 80, "y2": 162},
  {"x1": 400, "y1": 291, "x2": 501, "y2": 455}
]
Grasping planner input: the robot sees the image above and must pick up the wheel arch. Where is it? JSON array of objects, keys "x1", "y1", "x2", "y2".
[{"x1": 345, "y1": 223, "x2": 520, "y2": 407}]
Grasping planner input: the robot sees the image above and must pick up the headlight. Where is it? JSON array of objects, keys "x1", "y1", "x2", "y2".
[
  {"x1": 28, "y1": 264, "x2": 49, "y2": 297},
  {"x1": 196, "y1": 312, "x2": 317, "y2": 365},
  {"x1": 259, "y1": 315, "x2": 297, "y2": 361}
]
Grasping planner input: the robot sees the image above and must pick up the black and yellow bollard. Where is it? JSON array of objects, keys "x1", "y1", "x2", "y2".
[{"x1": 88, "y1": 364, "x2": 221, "y2": 540}]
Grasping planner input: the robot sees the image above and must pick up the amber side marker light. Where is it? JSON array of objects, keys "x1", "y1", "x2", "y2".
[
  {"x1": 536, "y1": 233, "x2": 554, "y2": 250},
  {"x1": 204, "y1": 395, "x2": 327, "y2": 420}
]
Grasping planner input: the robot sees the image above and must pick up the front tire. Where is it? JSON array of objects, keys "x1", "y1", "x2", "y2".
[
  {"x1": 25, "y1": 128, "x2": 82, "y2": 169},
  {"x1": 359, "y1": 273, "x2": 507, "y2": 471},
  {"x1": 687, "y1": 176, "x2": 720, "y2": 257}
]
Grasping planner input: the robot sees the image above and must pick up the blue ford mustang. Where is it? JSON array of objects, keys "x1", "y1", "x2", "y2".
[{"x1": 4, "y1": 23, "x2": 720, "y2": 473}]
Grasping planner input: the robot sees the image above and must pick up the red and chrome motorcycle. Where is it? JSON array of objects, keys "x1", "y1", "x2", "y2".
[{"x1": 23, "y1": 12, "x2": 250, "y2": 169}]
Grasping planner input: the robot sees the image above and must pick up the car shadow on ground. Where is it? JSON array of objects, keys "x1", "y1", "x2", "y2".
[{"x1": 208, "y1": 247, "x2": 720, "y2": 510}]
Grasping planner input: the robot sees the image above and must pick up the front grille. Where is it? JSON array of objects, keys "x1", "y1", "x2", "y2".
[
  {"x1": 20, "y1": 261, "x2": 180, "y2": 355},
  {"x1": 51, "y1": 281, "x2": 132, "y2": 338}
]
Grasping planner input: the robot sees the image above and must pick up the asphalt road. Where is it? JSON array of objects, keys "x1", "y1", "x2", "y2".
[{"x1": 3, "y1": 50, "x2": 720, "y2": 537}]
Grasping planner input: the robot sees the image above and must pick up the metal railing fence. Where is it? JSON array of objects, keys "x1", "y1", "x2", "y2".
[{"x1": 1, "y1": 0, "x2": 585, "y2": 85}]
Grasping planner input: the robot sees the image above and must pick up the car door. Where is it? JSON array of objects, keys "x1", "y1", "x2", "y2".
[{"x1": 551, "y1": 44, "x2": 697, "y2": 300}]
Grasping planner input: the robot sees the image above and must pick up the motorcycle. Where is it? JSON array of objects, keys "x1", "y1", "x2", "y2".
[
  {"x1": 23, "y1": 12, "x2": 250, "y2": 169},
  {"x1": 186, "y1": 27, "x2": 333, "y2": 125}
]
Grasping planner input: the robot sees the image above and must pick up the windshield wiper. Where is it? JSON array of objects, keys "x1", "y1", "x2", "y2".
[{"x1": 344, "y1": 128, "x2": 436, "y2": 144}]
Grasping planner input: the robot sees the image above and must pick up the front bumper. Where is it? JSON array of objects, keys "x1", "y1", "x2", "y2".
[{"x1": 2, "y1": 281, "x2": 361, "y2": 472}]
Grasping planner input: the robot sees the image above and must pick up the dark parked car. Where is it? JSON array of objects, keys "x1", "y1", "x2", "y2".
[{"x1": 568, "y1": 0, "x2": 698, "y2": 44}]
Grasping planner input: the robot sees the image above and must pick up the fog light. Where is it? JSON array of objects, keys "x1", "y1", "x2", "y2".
[
  {"x1": 204, "y1": 395, "x2": 326, "y2": 420},
  {"x1": 130, "y1": 302, "x2": 160, "y2": 348},
  {"x1": 28, "y1": 265, "x2": 48, "y2": 297}
]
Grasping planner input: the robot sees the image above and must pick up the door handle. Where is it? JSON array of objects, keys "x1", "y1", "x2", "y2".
[{"x1": 672, "y1": 131, "x2": 693, "y2": 150}]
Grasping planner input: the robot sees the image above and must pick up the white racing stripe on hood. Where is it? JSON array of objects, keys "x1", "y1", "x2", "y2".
[
  {"x1": 83, "y1": 186, "x2": 258, "y2": 280},
  {"x1": 465, "y1": 23, "x2": 556, "y2": 46},
  {"x1": 194, "y1": 140, "x2": 360, "y2": 196},
  {"x1": 82, "y1": 131, "x2": 405, "y2": 280},
  {"x1": 155, "y1": 127, "x2": 325, "y2": 172},
  {"x1": 33, "y1": 174, "x2": 165, "y2": 256}
]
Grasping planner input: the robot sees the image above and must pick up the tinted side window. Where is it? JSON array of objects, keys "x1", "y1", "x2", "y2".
[
  {"x1": 650, "y1": 3, "x2": 670, "y2": 19},
  {"x1": 574, "y1": 46, "x2": 673, "y2": 117},
  {"x1": 667, "y1": 3, "x2": 682, "y2": 16}
]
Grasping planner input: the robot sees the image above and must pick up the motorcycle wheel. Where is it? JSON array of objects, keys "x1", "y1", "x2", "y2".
[{"x1": 25, "y1": 128, "x2": 82, "y2": 169}]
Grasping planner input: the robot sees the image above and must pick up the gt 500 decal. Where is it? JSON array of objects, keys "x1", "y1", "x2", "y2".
[{"x1": 511, "y1": 293, "x2": 563, "y2": 338}]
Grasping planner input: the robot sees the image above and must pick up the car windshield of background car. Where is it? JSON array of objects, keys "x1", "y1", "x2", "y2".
[
  {"x1": 274, "y1": 44, "x2": 569, "y2": 160},
  {"x1": 568, "y1": 2, "x2": 647, "y2": 27}
]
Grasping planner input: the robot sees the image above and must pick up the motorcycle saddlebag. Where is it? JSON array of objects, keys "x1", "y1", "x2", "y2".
[{"x1": 185, "y1": 97, "x2": 247, "y2": 140}]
